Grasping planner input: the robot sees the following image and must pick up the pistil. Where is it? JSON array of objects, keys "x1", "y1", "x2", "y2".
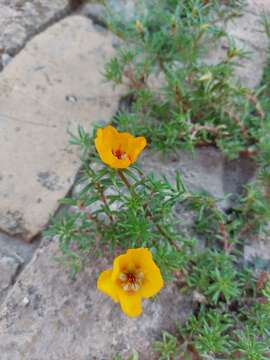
[{"x1": 118, "y1": 270, "x2": 144, "y2": 293}]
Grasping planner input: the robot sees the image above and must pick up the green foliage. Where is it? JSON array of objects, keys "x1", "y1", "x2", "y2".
[
  {"x1": 48, "y1": 124, "x2": 270, "y2": 358},
  {"x1": 185, "y1": 309, "x2": 233, "y2": 356},
  {"x1": 187, "y1": 250, "x2": 241, "y2": 304},
  {"x1": 46, "y1": 128, "x2": 194, "y2": 276},
  {"x1": 181, "y1": 251, "x2": 265, "y2": 358},
  {"x1": 153, "y1": 331, "x2": 179, "y2": 360},
  {"x1": 103, "y1": 0, "x2": 269, "y2": 160},
  {"x1": 49, "y1": 2, "x2": 270, "y2": 359},
  {"x1": 112, "y1": 350, "x2": 139, "y2": 360},
  {"x1": 232, "y1": 328, "x2": 270, "y2": 360},
  {"x1": 153, "y1": 279, "x2": 270, "y2": 359}
]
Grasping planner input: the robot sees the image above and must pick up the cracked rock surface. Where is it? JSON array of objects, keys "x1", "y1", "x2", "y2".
[
  {"x1": 0, "y1": 15, "x2": 122, "y2": 240},
  {"x1": 0, "y1": 0, "x2": 70, "y2": 58},
  {"x1": 140, "y1": 148, "x2": 256, "y2": 211},
  {"x1": 0, "y1": 239, "x2": 192, "y2": 360},
  {"x1": 0, "y1": 232, "x2": 38, "y2": 305}
]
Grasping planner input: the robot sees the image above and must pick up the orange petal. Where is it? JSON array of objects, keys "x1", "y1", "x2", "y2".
[
  {"x1": 118, "y1": 291, "x2": 142, "y2": 317},
  {"x1": 129, "y1": 136, "x2": 147, "y2": 162},
  {"x1": 97, "y1": 269, "x2": 119, "y2": 303},
  {"x1": 101, "y1": 125, "x2": 118, "y2": 141},
  {"x1": 115, "y1": 132, "x2": 136, "y2": 153},
  {"x1": 115, "y1": 133, "x2": 146, "y2": 163},
  {"x1": 140, "y1": 264, "x2": 163, "y2": 299},
  {"x1": 110, "y1": 157, "x2": 131, "y2": 169},
  {"x1": 111, "y1": 253, "x2": 130, "y2": 282},
  {"x1": 95, "y1": 127, "x2": 115, "y2": 166},
  {"x1": 125, "y1": 248, "x2": 154, "y2": 268}
]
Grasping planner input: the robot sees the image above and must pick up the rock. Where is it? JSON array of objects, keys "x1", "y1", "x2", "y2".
[
  {"x1": 0, "y1": 16, "x2": 123, "y2": 240},
  {"x1": 0, "y1": 232, "x2": 38, "y2": 304},
  {"x1": 80, "y1": 3, "x2": 106, "y2": 24},
  {"x1": 246, "y1": 0, "x2": 270, "y2": 15},
  {"x1": 139, "y1": 147, "x2": 256, "y2": 210},
  {"x1": 22, "y1": 297, "x2": 30, "y2": 307},
  {"x1": 80, "y1": 0, "x2": 140, "y2": 23},
  {"x1": 141, "y1": 148, "x2": 225, "y2": 203},
  {"x1": 0, "y1": 255, "x2": 21, "y2": 303},
  {"x1": 244, "y1": 227, "x2": 270, "y2": 272},
  {"x1": 0, "y1": 0, "x2": 70, "y2": 55},
  {"x1": 227, "y1": 12, "x2": 267, "y2": 53},
  {"x1": 205, "y1": 3, "x2": 268, "y2": 88},
  {"x1": 223, "y1": 156, "x2": 257, "y2": 204},
  {"x1": 245, "y1": 239, "x2": 270, "y2": 263},
  {"x1": 224, "y1": 9, "x2": 269, "y2": 88},
  {"x1": 0, "y1": 232, "x2": 38, "y2": 265},
  {"x1": 105, "y1": 0, "x2": 138, "y2": 18},
  {"x1": 0, "y1": 240, "x2": 192, "y2": 359},
  {"x1": 1, "y1": 53, "x2": 12, "y2": 68}
]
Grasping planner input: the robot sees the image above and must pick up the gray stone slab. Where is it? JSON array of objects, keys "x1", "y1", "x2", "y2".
[
  {"x1": 206, "y1": 8, "x2": 268, "y2": 88},
  {"x1": 245, "y1": 237, "x2": 270, "y2": 264},
  {"x1": 0, "y1": 232, "x2": 38, "y2": 304},
  {"x1": 244, "y1": 223, "x2": 270, "y2": 272},
  {"x1": 80, "y1": 0, "x2": 140, "y2": 23},
  {"x1": 246, "y1": 0, "x2": 270, "y2": 15},
  {"x1": 140, "y1": 147, "x2": 256, "y2": 211},
  {"x1": 0, "y1": 0, "x2": 70, "y2": 56},
  {"x1": 0, "y1": 254, "x2": 20, "y2": 302},
  {"x1": 0, "y1": 240, "x2": 192, "y2": 359},
  {"x1": 224, "y1": 6, "x2": 269, "y2": 88},
  {"x1": 0, "y1": 232, "x2": 38, "y2": 263},
  {"x1": 0, "y1": 16, "x2": 122, "y2": 240}
]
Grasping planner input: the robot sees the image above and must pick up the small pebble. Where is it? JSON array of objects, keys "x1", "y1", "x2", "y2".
[
  {"x1": 22, "y1": 297, "x2": 30, "y2": 306},
  {"x1": 65, "y1": 95, "x2": 78, "y2": 103},
  {"x1": 1, "y1": 53, "x2": 12, "y2": 68}
]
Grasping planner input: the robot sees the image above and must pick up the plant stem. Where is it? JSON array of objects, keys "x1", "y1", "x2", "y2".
[
  {"x1": 118, "y1": 170, "x2": 132, "y2": 190},
  {"x1": 87, "y1": 213, "x2": 106, "y2": 228},
  {"x1": 223, "y1": 108, "x2": 249, "y2": 140},
  {"x1": 96, "y1": 182, "x2": 114, "y2": 224},
  {"x1": 118, "y1": 169, "x2": 180, "y2": 249},
  {"x1": 87, "y1": 166, "x2": 114, "y2": 224}
]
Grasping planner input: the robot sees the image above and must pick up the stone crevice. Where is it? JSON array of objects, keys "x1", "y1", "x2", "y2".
[
  {"x1": 0, "y1": 231, "x2": 40, "y2": 306},
  {"x1": 0, "y1": 0, "x2": 88, "y2": 71}
]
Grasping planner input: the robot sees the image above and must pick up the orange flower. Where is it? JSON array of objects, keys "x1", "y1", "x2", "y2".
[
  {"x1": 95, "y1": 126, "x2": 147, "y2": 169},
  {"x1": 97, "y1": 248, "x2": 164, "y2": 317}
]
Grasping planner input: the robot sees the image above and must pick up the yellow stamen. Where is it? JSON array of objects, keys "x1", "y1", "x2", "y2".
[
  {"x1": 119, "y1": 270, "x2": 144, "y2": 292},
  {"x1": 118, "y1": 273, "x2": 127, "y2": 281}
]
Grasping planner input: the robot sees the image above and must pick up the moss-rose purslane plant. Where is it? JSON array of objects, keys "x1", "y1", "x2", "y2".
[{"x1": 49, "y1": 2, "x2": 270, "y2": 356}]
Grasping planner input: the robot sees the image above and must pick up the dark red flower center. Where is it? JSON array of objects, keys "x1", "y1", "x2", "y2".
[
  {"x1": 118, "y1": 269, "x2": 144, "y2": 292},
  {"x1": 113, "y1": 149, "x2": 124, "y2": 159},
  {"x1": 112, "y1": 148, "x2": 130, "y2": 161},
  {"x1": 126, "y1": 272, "x2": 136, "y2": 284}
]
